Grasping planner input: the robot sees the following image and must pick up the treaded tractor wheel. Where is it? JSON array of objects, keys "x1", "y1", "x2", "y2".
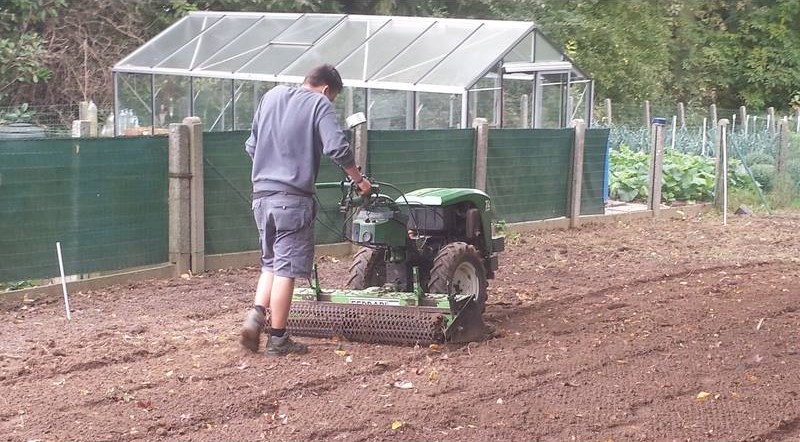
[
  {"x1": 347, "y1": 247, "x2": 387, "y2": 289},
  {"x1": 428, "y1": 242, "x2": 488, "y2": 311}
]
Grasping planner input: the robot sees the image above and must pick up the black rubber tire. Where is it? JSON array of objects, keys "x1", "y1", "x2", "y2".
[
  {"x1": 428, "y1": 242, "x2": 488, "y2": 311},
  {"x1": 347, "y1": 247, "x2": 387, "y2": 289}
]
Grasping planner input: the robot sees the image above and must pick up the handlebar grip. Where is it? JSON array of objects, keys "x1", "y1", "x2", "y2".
[{"x1": 315, "y1": 181, "x2": 343, "y2": 190}]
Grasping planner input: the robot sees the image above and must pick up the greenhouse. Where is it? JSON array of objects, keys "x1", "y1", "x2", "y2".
[{"x1": 112, "y1": 11, "x2": 592, "y2": 135}]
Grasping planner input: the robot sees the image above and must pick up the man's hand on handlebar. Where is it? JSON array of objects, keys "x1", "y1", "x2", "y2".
[{"x1": 356, "y1": 177, "x2": 372, "y2": 195}]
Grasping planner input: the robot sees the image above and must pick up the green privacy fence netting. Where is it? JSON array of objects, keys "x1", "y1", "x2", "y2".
[
  {"x1": 0, "y1": 136, "x2": 168, "y2": 282},
  {"x1": 1, "y1": 127, "x2": 610, "y2": 283}
]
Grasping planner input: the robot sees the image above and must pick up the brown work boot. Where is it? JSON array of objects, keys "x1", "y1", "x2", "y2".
[
  {"x1": 265, "y1": 333, "x2": 308, "y2": 356},
  {"x1": 240, "y1": 308, "x2": 266, "y2": 352}
]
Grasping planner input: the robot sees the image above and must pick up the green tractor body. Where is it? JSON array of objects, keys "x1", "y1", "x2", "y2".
[{"x1": 283, "y1": 182, "x2": 504, "y2": 345}]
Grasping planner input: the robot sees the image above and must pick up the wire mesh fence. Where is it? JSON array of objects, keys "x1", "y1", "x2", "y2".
[
  {"x1": 599, "y1": 101, "x2": 800, "y2": 210},
  {"x1": 0, "y1": 103, "x2": 79, "y2": 138}
]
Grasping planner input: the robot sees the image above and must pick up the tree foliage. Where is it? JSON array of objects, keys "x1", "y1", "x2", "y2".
[{"x1": 1, "y1": 0, "x2": 798, "y2": 112}]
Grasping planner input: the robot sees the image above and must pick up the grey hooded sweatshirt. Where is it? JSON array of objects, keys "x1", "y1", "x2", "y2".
[{"x1": 245, "y1": 85, "x2": 355, "y2": 196}]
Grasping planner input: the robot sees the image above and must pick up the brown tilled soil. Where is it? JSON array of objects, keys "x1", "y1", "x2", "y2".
[{"x1": 1, "y1": 212, "x2": 799, "y2": 442}]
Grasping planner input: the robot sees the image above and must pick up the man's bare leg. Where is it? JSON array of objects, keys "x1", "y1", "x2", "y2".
[
  {"x1": 265, "y1": 275, "x2": 308, "y2": 355},
  {"x1": 240, "y1": 270, "x2": 274, "y2": 352}
]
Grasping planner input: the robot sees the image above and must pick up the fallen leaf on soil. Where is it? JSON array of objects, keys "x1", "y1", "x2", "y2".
[
  {"x1": 696, "y1": 391, "x2": 711, "y2": 402},
  {"x1": 428, "y1": 369, "x2": 438, "y2": 382},
  {"x1": 374, "y1": 361, "x2": 388, "y2": 367},
  {"x1": 164, "y1": 370, "x2": 174, "y2": 378},
  {"x1": 135, "y1": 400, "x2": 153, "y2": 411},
  {"x1": 236, "y1": 362, "x2": 249, "y2": 370},
  {"x1": 393, "y1": 380, "x2": 414, "y2": 389},
  {"x1": 334, "y1": 349, "x2": 347, "y2": 356},
  {"x1": 391, "y1": 420, "x2": 404, "y2": 431},
  {"x1": 428, "y1": 344, "x2": 442, "y2": 352}
]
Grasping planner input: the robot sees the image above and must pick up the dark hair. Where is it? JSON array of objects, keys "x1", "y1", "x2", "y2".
[{"x1": 304, "y1": 64, "x2": 343, "y2": 95}]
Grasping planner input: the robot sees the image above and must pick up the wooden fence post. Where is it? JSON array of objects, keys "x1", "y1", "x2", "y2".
[
  {"x1": 473, "y1": 118, "x2": 489, "y2": 191},
  {"x1": 648, "y1": 118, "x2": 666, "y2": 218},
  {"x1": 183, "y1": 116, "x2": 205, "y2": 275},
  {"x1": 569, "y1": 119, "x2": 586, "y2": 228},
  {"x1": 168, "y1": 123, "x2": 191, "y2": 276},
  {"x1": 714, "y1": 119, "x2": 730, "y2": 214}
]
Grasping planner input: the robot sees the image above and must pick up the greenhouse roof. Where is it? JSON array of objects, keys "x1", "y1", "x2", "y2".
[{"x1": 114, "y1": 11, "x2": 586, "y2": 94}]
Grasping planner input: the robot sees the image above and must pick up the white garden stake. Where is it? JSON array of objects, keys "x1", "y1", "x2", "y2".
[
  {"x1": 721, "y1": 122, "x2": 728, "y2": 226},
  {"x1": 56, "y1": 242, "x2": 72, "y2": 321}
]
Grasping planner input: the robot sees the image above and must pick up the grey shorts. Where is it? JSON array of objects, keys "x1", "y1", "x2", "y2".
[{"x1": 252, "y1": 192, "x2": 315, "y2": 279}]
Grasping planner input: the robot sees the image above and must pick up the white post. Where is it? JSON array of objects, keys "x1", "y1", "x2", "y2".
[
  {"x1": 721, "y1": 120, "x2": 729, "y2": 226},
  {"x1": 670, "y1": 115, "x2": 677, "y2": 150},
  {"x1": 796, "y1": 110, "x2": 800, "y2": 133},
  {"x1": 56, "y1": 242, "x2": 72, "y2": 321},
  {"x1": 731, "y1": 114, "x2": 736, "y2": 133},
  {"x1": 701, "y1": 117, "x2": 707, "y2": 156}
]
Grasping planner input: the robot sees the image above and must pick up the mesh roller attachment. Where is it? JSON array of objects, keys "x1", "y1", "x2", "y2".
[{"x1": 271, "y1": 302, "x2": 446, "y2": 346}]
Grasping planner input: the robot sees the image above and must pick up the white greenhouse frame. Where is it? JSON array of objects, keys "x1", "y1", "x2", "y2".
[{"x1": 113, "y1": 11, "x2": 592, "y2": 134}]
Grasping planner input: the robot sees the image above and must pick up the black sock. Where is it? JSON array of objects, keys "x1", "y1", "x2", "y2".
[
  {"x1": 270, "y1": 328, "x2": 286, "y2": 338},
  {"x1": 253, "y1": 305, "x2": 266, "y2": 316}
]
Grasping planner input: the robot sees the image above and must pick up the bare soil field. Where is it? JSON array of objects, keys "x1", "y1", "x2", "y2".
[{"x1": 1, "y1": 212, "x2": 799, "y2": 442}]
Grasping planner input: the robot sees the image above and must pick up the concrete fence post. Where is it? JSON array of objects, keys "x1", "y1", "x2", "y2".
[
  {"x1": 183, "y1": 117, "x2": 205, "y2": 275},
  {"x1": 353, "y1": 122, "x2": 368, "y2": 174},
  {"x1": 473, "y1": 117, "x2": 489, "y2": 191},
  {"x1": 569, "y1": 119, "x2": 586, "y2": 228},
  {"x1": 648, "y1": 118, "x2": 666, "y2": 218},
  {"x1": 714, "y1": 119, "x2": 730, "y2": 212},
  {"x1": 643, "y1": 100, "x2": 651, "y2": 129},
  {"x1": 677, "y1": 102, "x2": 685, "y2": 128},
  {"x1": 168, "y1": 123, "x2": 191, "y2": 276},
  {"x1": 605, "y1": 98, "x2": 613, "y2": 126},
  {"x1": 71, "y1": 120, "x2": 91, "y2": 138}
]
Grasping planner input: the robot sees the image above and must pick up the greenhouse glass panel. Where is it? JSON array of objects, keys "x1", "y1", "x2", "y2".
[
  {"x1": 336, "y1": 19, "x2": 432, "y2": 82},
  {"x1": 119, "y1": 15, "x2": 222, "y2": 68},
  {"x1": 157, "y1": 17, "x2": 261, "y2": 70},
  {"x1": 372, "y1": 21, "x2": 479, "y2": 84},
  {"x1": 505, "y1": 34, "x2": 533, "y2": 63},
  {"x1": 234, "y1": 80, "x2": 276, "y2": 130},
  {"x1": 239, "y1": 45, "x2": 309, "y2": 76},
  {"x1": 417, "y1": 93, "x2": 462, "y2": 129},
  {"x1": 154, "y1": 75, "x2": 191, "y2": 130},
  {"x1": 272, "y1": 14, "x2": 343, "y2": 45},
  {"x1": 116, "y1": 73, "x2": 153, "y2": 135},
  {"x1": 420, "y1": 25, "x2": 529, "y2": 88},
  {"x1": 534, "y1": 32, "x2": 563, "y2": 62},
  {"x1": 539, "y1": 73, "x2": 566, "y2": 128},
  {"x1": 569, "y1": 80, "x2": 591, "y2": 123},
  {"x1": 283, "y1": 17, "x2": 389, "y2": 77},
  {"x1": 468, "y1": 74, "x2": 499, "y2": 127},
  {"x1": 332, "y1": 87, "x2": 367, "y2": 126},
  {"x1": 193, "y1": 78, "x2": 233, "y2": 132},
  {"x1": 503, "y1": 78, "x2": 533, "y2": 128},
  {"x1": 197, "y1": 18, "x2": 296, "y2": 73},
  {"x1": 368, "y1": 89, "x2": 409, "y2": 130}
]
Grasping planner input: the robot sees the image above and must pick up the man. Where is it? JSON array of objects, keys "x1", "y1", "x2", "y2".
[{"x1": 241, "y1": 64, "x2": 371, "y2": 356}]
